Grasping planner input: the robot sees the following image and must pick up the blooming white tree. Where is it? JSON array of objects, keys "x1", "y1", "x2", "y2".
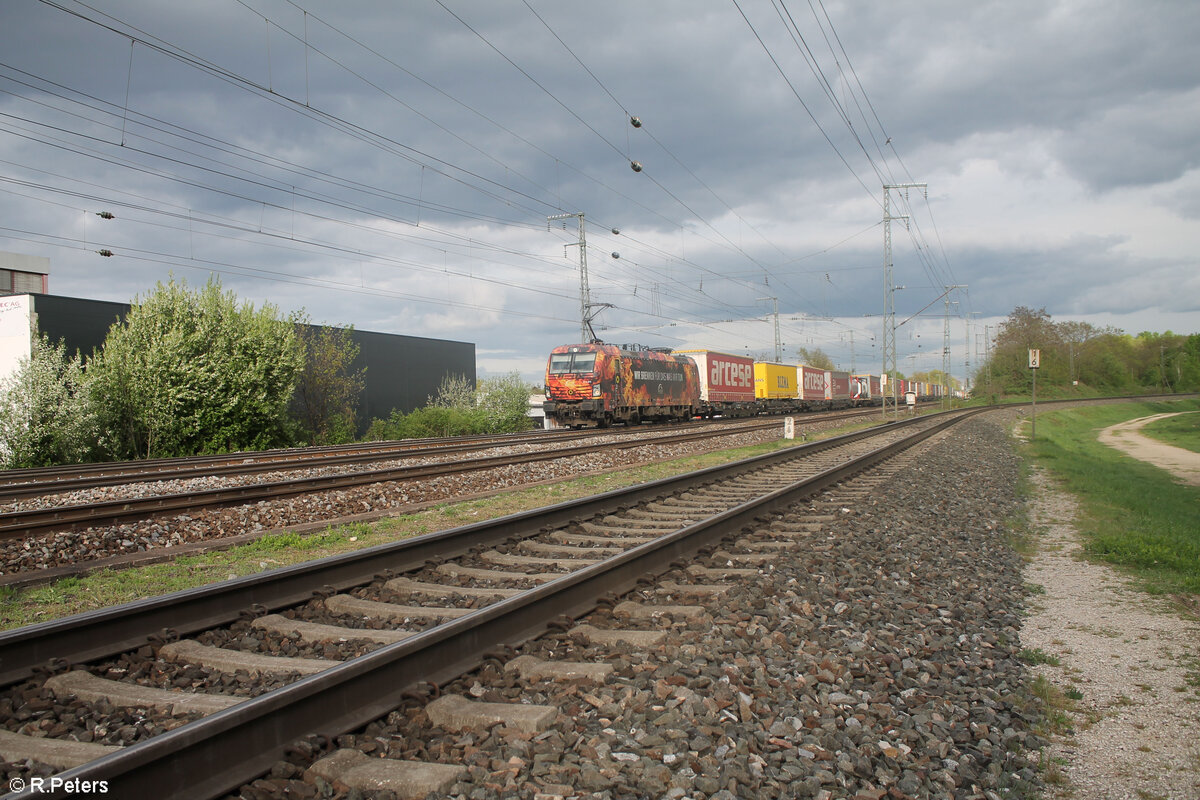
[{"x1": 0, "y1": 334, "x2": 98, "y2": 468}]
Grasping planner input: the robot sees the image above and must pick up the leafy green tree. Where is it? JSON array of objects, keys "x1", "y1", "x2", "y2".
[
  {"x1": 0, "y1": 334, "x2": 98, "y2": 467},
  {"x1": 992, "y1": 306, "x2": 1063, "y2": 392},
  {"x1": 290, "y1": 318, "x2": 365, "y2": 445},
  {"x1": 1081, "y1": 348, "x2": 1133, "y2": 390},
  {"x1": 1177, "y1": 334, "x2": 1200, "y2": 389},
  {"x1": 1131, "y1": 331, "x2": 1198, "y2": 391},
  {"x1": 796, "y1": 347, "x2": 835, "y2": 370},
  {"x1": 430, "y1": 373, "x2": 476, "y2": 412},
  {"x1": 88, "y1": 277, "x2": 304, "y2": 458}
]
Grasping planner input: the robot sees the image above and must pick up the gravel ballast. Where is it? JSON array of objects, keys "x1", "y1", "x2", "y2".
[{"x1": 277, "y1": 413, "x2": 1043, "y2": 800}]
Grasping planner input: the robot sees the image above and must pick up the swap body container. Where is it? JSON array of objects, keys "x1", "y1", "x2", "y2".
[
  {"x1": 753, "y1": 362, "x2": 797, "y2": 400},
  {"x1": 851, "y1": 374, "x2": 881, "y2": 403},
  {"x1": 797, "y1": 364, "x2": 827, "y2": 404},
  {"x1": 674, "y1": 350, "x2": 755, "y2": 403},
  {"x1": 826, "y1": 370, "x2": 851, "y2": 404}
]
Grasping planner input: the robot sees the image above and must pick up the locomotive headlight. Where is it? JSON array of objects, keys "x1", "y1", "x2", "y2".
[{"x1": 592, "y1": 384, "x2": 602, "y2": 397}]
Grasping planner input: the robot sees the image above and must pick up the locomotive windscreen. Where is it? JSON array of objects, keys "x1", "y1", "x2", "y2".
[{"x1": 549, "y1": 351, "x2": 597, "y2": 374}]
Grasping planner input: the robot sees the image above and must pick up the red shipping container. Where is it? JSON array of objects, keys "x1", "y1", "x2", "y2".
[
  {"x1": 674, "y1": 350, "x2": 755, "y2": 403},
  {"x1": 826, "y1": 371, "x2": 851, "y2": 402},
  {"x1": 797, "y1": 364, "x2": 826, "y2": 402}
]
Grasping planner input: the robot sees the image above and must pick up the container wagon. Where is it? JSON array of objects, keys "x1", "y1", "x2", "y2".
[
  {"x1": 673, "y1": 349, "x2": 756, "y2": 418},
  {"x1": 754, "y1": 362, "x2": 801, "y2": 412},
  {"x1": 851, "y1": 374, "x2": 882, "y2": 406},
  {"x1": 825, "y1": 370, "x2": 852, "y2": 409},
  {"x1": 797, "y1": 364, "x2": 826, "y2": 410}
]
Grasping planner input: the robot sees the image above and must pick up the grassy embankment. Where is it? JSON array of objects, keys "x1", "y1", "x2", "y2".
[{"x1": 1024, "y1": 397, "x2": 1200, "y2": 597}]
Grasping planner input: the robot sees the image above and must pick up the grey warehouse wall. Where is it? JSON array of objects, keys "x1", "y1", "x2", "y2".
[
  {"x1": 30, "y1": 294, "x2": 128, "y2": 360},
  {"x1": 326, "y1": 325, "x2": 475, "y2": 430}
]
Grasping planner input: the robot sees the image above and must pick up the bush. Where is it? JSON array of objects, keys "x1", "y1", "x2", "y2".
[
  {"x1": 87, "y1": 277, "x2": 305, "y2": 458},
  {"x1": 476, "y1": 372, "x2": 537, "y2": 433},
  {"x1": 365, "y1": 371, "x2": 535, "y2": 441},
  {"x1": 290, "y1": 319, "x2": 365, "y2": 445},
  {"x1": 365, "y1": 406, "x2": 478, "y2": 440}
]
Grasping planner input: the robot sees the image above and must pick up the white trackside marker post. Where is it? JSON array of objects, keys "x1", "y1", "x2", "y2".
[{"x1": 1029, "y1": 349, "x2": 1040, "y2": 440}]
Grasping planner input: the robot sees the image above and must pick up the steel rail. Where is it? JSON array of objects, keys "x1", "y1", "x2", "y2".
[
  {"x1": 0, "y1": 420, "x2": 721, "y2": 489},
  {"x1": 0, "y1": 413, "x2": 937, "y2": 686},
  {"x1": 0, "y1": 410, "x2": 882, "y2": 498},
  {"x1": 22, "y1": 409, "x2": 979, "y2": 800},
  {"x1": 0, "y1": 420, "x2": 796, "y2": 540},
  {"x1": 0, "y1": 430, "x2": 588, "y2": 496}
]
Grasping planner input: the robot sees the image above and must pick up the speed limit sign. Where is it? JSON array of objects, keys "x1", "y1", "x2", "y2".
[{"x1": 1029, "y1": 349, "x2": 1041, "y2": 369}]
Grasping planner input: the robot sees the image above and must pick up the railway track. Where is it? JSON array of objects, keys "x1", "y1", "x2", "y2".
[
  {"x1": 0, "y1": 408, "x2": 981, "y2": 799},
  {"x1": 0, "y1": 424, "x2": 684, "y2": 499},
  {"x1": 0, "y1": 412, "x2": 884, "y2": 542},
  {"x1": 0, "y1": 410, "x2": 883, "y2": 501},
  {"x1": 0, "y1": 431, "x2": 569, "y2": 496}
]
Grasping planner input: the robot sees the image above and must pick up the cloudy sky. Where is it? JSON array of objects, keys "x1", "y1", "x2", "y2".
[{"x1": 1, "y1": 0, "x2": 1197, "y2": 384}]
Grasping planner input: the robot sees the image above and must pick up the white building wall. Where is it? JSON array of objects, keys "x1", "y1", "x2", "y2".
[{"x1": 0, "y1": 294, "x2": 33, "y2": 385}]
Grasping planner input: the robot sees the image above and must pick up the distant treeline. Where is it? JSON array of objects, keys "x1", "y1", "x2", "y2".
[{"x1": 975, "y1": 306, "x2": 1200, "y2": 398}]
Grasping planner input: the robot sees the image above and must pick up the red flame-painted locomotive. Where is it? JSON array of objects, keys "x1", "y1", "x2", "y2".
[{"x1": 542, "y1": 343, "x2": 700, "y2": 428}]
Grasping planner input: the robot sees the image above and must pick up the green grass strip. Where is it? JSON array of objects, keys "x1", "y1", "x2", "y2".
[
  {"x1": 1026, "y1": 398, "x2": 1200, "y2": 595},
  {"x1": 1141, "y1": 409, "x2": 1200, "y2": 454}
]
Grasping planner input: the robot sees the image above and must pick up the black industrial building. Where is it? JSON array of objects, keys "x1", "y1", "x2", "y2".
[{"x1": 23, "y1": 293, "x2": 476, "y2": 431}]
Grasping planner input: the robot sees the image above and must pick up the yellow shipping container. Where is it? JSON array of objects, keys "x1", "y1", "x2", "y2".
[{"x1": 753, "y1": 362, "x2": 797, "y2": 400}]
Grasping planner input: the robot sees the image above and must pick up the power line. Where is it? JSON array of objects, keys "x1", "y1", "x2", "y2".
[
  {"x1": 31, "y1": 0, "x2": 809, "y2": 321},
  {"x1": 0, "y1": 222, "x2": 583, "y2": 324},
  {"x1": 730, "y1": 0, "x2": 883, "y2": 207}
]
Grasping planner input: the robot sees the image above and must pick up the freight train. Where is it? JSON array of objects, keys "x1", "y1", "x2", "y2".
[{"x1": 543, "y1": 342, "x2": 942, "y2": 428}]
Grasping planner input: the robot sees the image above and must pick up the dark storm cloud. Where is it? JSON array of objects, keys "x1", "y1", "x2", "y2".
[
  {"x1": 852, "y1": 0, "x2": 1200, "y2": 191},
  {"x1": 1053, "y1": 93, "x2": 1200, "y2": 190}
]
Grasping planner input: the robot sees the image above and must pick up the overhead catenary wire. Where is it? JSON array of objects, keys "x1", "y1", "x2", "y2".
[
  {"x1": 0, "y1": 222, "x2": 585, "y2": 325},
  {"x1": 438, "y1": 0, "x2": 809, "y2": 300},
  {"x1": 0, "y1": 178, "x2": 581, "y2": 303},
  {"x1": 729, "y1": 0, "x2": 883, "y2": 208},
  {"x1": 23, "y1": 0, "x2": 808, "y2": 322},
  {"x1": 736, "y1": 0, "x2": 960, "y2": 309},
  {"x1": 4, "y1": 0, "x2": 950, "y2": 366},
  {"x1": 33, "y1": 0, "x2": 567, "y2": 219},
  {"x1": 520, "y1": 0, "x2": 792, "y2": 265}
]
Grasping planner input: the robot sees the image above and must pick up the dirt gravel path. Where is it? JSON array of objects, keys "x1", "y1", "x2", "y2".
[
  {"x1": 1097, "y1": 412, "x2": 1200, "y2": 486},
  {"x1": 1022, "y1": 463, "x2": 1200, "y2": 799}
]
